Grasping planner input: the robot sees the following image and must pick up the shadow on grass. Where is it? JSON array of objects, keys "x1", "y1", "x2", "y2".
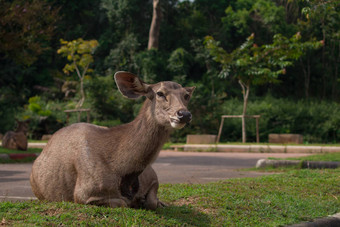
[{"x1": 156, "y1": 205, "x2": 211, "y2": 226}]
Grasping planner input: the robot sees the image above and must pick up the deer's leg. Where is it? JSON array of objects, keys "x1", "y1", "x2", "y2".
[
  {"x1": 144, "y1": 181, "x2": 166, "y2": 210},
  {"x1": 120, "y1": 171, "x2": 141, "y2": 201},
  {"x1": 85, "y1": 196, "x2": 129, "y2": 208},
  {"x1": 73, "y1": 176, "x2": 129, "y2": 208},
  {"x1": 29, "y1": 172, "x2": 45, "y2": 201}
]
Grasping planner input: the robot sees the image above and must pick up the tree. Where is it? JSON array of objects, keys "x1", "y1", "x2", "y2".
[
  {"x1": 205, "y1": 32, "x2": 322, "y2": 142},
  {"x1": 57, "y1": 38, "x2": 99, "y2": 108},
  {"x1": 0, "y1": 0, "x2": 59, "y2": 66},
  {"x1": 299, "y1": 0, "x2": 340, "y2": 99},
  {"x1": 148, "y1": 0, "x2": 162, "y2": 50}
]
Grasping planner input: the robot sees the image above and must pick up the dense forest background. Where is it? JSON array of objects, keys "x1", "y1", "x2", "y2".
[{"x1": 0, "y1": 0, "x2": 339, "y2": 143}]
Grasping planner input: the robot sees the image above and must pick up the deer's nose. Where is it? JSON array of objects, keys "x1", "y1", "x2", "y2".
[{"x1": 177, "y1": 110, "x2": 192, "y2": 123}]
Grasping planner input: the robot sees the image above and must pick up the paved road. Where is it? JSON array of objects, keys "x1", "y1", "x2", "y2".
[{"x1": 0, "y1": 151, "x2": 310, "y2": 201}]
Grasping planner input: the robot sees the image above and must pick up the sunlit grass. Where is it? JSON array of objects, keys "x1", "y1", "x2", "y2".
[{"x1": 0, "y1": 169, "x2": 339, "y2": 226}]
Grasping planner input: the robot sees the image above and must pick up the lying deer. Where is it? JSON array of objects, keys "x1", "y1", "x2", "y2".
[
  {"x1": 30, "y1": 71, "x2": 195, "y2": 209},
  {"x1": 2, "y1": 120, "x2": 29, "y2": 151}
]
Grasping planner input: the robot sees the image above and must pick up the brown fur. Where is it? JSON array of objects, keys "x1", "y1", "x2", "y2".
[
  {"x1": 30, "y1": 71, "x2": 195, "y2": 209},
  {"x1": 130, "y1": 165, "x2": 165, "y2": 210},
  {"x1": 2, "y1": 120, "x2": 29, "y2": 151}
]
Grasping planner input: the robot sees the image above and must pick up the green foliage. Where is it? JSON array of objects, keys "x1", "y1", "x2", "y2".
[
  {"x1": 167, "y1": 48, "x2": 193, "y2": 84},
  {"x1": 104, "y1": 33, "x2": 140, "y2": 75},
  {"x1": 298, "y1": 0, "x2": 340, "y2": 99},
  {"x1": 222, "y1": 0, "x2": 295, "y2": 47},
  {"x1": 0, "y1": 0, "x2": 59, "y2": 66},
  {"x1": 135, "y1": 49, "x2": 168, "y2": 83},
  {"x1": 218, "y1": 96, "x2": 340, "y2": 143},
  {"x1": 205, "y1": 32, "x2": 321, "y2": 86},
  {"x1": 27, "y1": 96, "x2": 52, "y2": 117},
  {"x1": 86, "y1": 75, "x2": 137, "y2": 125},
  {"x1": 0, "y1": 0, "x2": 339, "y2": 143},
  {"x1": 58, "y1": 38, "x2": 99, "y2": 108},
  {"x1": 57, "y1": 38, "x2": 98, "y2": 76},
  {"x1": 19, "y1": 96, "x2": 67, "y2": 139}
]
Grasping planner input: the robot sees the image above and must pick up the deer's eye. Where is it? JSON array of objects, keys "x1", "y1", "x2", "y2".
[
  {"x1": 157, "y1": 91, "x2": 166, "y2": 99},
  {"x1": 184, "y1": 94, "x2": 190, "y2": 101}
]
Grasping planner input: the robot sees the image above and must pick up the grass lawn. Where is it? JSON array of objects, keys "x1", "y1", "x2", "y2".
[
  {"x1": 0, "y1": 147, "x2": 42, "y2": 154},
  {"x1": 269, "y1": 152, "x2": 340, "y2": 162},
  {"x1": 0, "y1": 147, "x2": 42, "y2": 163},
  {"x1": 163, "y1": 142, "x2": 340, "y2": 148},
  {"x1": 0, "y1": 169, "x2": 339, "y2": 226}
]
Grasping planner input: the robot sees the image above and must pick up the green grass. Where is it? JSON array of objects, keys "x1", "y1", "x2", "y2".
[
  {"x1": 27, "y1": 139, "x2": 48, "y2": 143},
  {"x1": 212, "y1": 142, "x2": 340, "y2": 147},
  {"x1": 269, "y1": 152, "x2": 340, "y2": 162},
  {"x1": 0, "y1": 169, "x2": 339, "y2": 226},
  {"x1": 164, "y1": 142, "x2": 340, "y2": 150},
  {"x1": 0, "y1": 147, "x2": 42, "y2": 154},
  {"x1": 0, "y1": 147, "x2": 42, "y2": 163}
]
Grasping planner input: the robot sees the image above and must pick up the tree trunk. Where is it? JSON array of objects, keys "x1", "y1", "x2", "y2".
[
  {"x1": 321, "y1": 22, "x2": 327, "y2": 98},
  {"x1": 239, "y1": 80, "x2": 250, "y2": 143},
  {"x1": 74, "y1": 61, "x2": 89, "y2": 109},
  {"x1": 77, "y1": 77, "x2": 85, "y2": 109},
  {"x1": 300, "y1": 56, "x2": 311, "y2": 99},
  {"x1": 148, "y1": 0, "x2": 162, "y2": 50},
  {"x1": 331, "y1": 40, "x2": 339, "y2": 100}
]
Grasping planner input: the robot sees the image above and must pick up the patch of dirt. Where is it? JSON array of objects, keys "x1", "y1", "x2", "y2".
[
  {"x1": 42, "y1": 208, "x2": 64, "y2": 216},
  {"x1": 173, "y1": 197, "x2": 217, "y2": 215},
  {"x1": 1, "y1": 217, "x2": 7, "y2": 226}
]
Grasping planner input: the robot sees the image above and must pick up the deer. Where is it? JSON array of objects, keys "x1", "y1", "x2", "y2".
[
  {"x1": 30, "y1": 71, "x2": 195, "y2": 209},
  {"x1": 2, "y1": 120, "x2": 29, "y2": 151}
]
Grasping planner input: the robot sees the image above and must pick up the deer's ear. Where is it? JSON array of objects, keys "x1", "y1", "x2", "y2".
[
  {"x1": 185, "y1": 86, "x2": 196, "y2": 96},
  {"x1": 114, "y1": 71, "x2": 150, "y2": 99}
]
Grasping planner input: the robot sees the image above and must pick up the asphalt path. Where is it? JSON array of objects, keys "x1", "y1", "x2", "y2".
[{"x1": 0, "y1": 151, "x2": 310, "y2": 201}]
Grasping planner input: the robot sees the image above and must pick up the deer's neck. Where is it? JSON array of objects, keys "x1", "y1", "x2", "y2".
[{"x1": 112, "y1": 99, "x2": 171, "y2": 173}]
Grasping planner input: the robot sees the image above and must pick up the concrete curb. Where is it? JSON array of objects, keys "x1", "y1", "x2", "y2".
[
  {"x1": 256, "y1": 159, "x2": 340, "y2": 169},
  {"x1": 287, "y1": 212, "x2": 340, "y2": 227},
  {"x1": 173, "y1": 144, "x2": 340, "y2": 153},
  {"x1": 0, "y1": 142, "x2": 46, "y2": 149}
]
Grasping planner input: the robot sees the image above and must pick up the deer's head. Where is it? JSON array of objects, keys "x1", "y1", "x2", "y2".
[
  {"x1": 15, "y1": 119, "x2": 30, "y2": 135},
  {"x1": 114, "y1": 71, "x2": 195, "y2": 129}
]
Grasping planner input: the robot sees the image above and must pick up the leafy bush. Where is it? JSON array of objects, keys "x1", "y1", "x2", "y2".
[
  {"x1": 216, "y1": 95, "x2": 340, "y2": 143},
  {"x1": 86, "y1": 75, "x2": 139, "y2": 126},
  {"x1": 19, "y1": 96, "x2": 67, "y2": 139}
]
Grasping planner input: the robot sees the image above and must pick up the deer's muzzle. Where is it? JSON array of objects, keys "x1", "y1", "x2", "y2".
[
  {"x1": 169, "y1": 110, "x2": 192, "y2": 129},
  {"x1": 176, "y1": 110, "x2": 192, "y2": 124}
]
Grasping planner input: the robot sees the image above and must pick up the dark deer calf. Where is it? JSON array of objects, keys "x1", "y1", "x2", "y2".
[
  {"x1": 2, "y1": 120, "x2": 29, "y2": 151},
  {"x1": 30, "y1": 72, "x2": 195, "y2": 209}
]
